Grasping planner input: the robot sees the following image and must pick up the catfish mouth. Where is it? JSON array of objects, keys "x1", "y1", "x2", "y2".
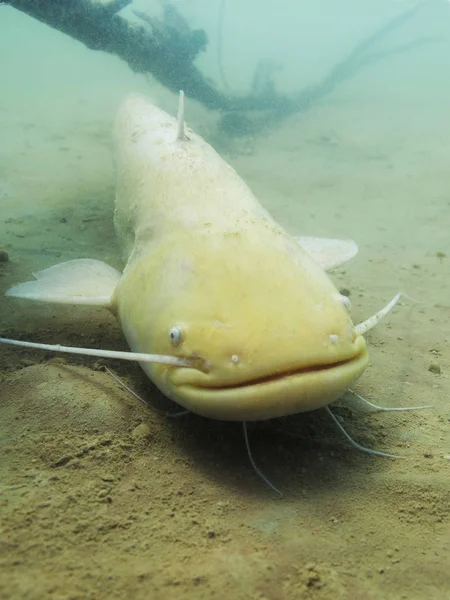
[
  {"x1": 193, "y1": 350, "x2": 367, "y2": 391},
  {"x1": 168, "y1": 336, "x2": 369, "y2": 421}
]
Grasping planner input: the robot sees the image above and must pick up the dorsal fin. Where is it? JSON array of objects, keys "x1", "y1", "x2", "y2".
[{"x1": 176, "y1": 90, "x2": 186, "y2": 141}]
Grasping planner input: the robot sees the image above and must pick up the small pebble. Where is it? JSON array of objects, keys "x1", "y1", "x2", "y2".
[
  {"x1": 47, "y1": 357, "x2": 68, "y2": 366},
  {"x1": 131, "y1": 423, "x2": 151, "y2": 440},
  {"x1": 428, "y1": 362, "x2": 441, "y2": 374},
  {"x1": 0, "y1": 249, "x2": 9, "y2": 262}
]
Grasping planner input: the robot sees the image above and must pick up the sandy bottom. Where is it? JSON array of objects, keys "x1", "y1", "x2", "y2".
[{"x1": 1, "y1": 8, "x2": 450, "y2": 600}]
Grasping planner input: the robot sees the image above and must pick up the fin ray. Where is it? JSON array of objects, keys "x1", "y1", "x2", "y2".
[{"x1": 176, "y1": 90, "x2": 186, "y2": 141}]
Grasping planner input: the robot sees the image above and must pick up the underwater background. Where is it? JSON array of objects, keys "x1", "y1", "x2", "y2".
[{"x1": 1, "y1": 1, "x2": 449, "y2": 598}]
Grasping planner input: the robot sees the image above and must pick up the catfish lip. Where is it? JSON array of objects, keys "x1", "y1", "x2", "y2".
[
  {"x1": 198, "y1": 355, "x2": 365, "y2": 390},
  {"x1": 178, "y1": 342, "x2": 368, "y2": 391}
]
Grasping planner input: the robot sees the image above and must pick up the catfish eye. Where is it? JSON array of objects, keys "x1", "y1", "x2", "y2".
[{"x1": 169, "y1": 326, "x2": 182, "y2": 345}]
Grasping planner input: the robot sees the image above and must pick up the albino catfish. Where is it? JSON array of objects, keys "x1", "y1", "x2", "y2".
[{"x1": 1, "y1": 93, "x2": 419, "y2": 489}]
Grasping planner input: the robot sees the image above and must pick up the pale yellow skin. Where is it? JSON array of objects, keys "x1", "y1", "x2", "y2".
[{"x1": 111, "y1": 95, "x2": 368, "y2": 421}]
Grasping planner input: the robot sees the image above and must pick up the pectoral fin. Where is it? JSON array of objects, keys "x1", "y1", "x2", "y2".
[
  {"x1": 6, "y1": 259, "x2": 121, "y2": 309},
  {"x1": 295, "y1": 236, "x2": 358, "y2": 270}
]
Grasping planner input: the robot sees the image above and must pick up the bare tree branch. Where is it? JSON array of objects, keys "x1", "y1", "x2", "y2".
[{"x1": 1, "y1": 0, "x2": 433, "y2": 130}]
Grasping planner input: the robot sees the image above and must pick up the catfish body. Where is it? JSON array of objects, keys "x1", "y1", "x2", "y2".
[
  {"x1": 4, "y1": 94, "x2": 368, "y2": 420},
  {"x1": 110, "y1": 95, "x2": 368, "y2": 420}
]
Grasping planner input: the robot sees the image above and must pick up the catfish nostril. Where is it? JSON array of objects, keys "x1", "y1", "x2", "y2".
[
  {"x1": 329, "y1": 334, "x2": 339, "y2": 345},
  {"x1": 231, "y1": 354, "x2": 240, "y2": 365}
]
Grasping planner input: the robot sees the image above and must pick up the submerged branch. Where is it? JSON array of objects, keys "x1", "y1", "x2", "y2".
[{"x1": 2, "y1": 0, "x2": 432, "y2": 128}]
